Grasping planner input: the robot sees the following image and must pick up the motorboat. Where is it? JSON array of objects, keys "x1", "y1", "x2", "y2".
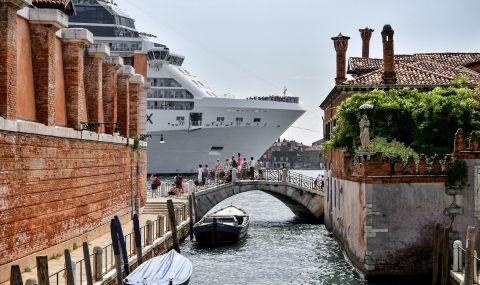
[
  {"x1": 193, "y1": 205, "x2": 249, "y2": 246},
  {"x1": 124, "y1": 250, "x2": 192, "y2": 285}
]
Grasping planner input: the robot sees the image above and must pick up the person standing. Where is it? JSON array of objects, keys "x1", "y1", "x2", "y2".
[
  {"x1": 241, "y1": 158, "x2": 248, "y2": 179},
  {"x1": 249, "y1": 157, "x2": 255, "y2": 180},
  {"x1": 197, "y1": 164, "x2": 203, "y2": 185},
  {"x1": 150, "y1": 174, "x2": 160, "y2": 198},
  {"x1": 215, "y1": 159, "x2": 222, "y2": 184},
  {"x1": 204, "y1": 164, "x2": 209, "y2": 185},
  {"x1": 257, "y1": 160, "x2": 264, "y2": 180},
  {"x1": 223, "y1": 157, "x2": 230, "y2": 183},
  {"x1": 237, "y1": 153, "x2": 242, "y2": 167}
]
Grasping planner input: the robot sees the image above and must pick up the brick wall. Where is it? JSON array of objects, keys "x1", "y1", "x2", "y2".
[
  {"x1": 0, "y1": 3, "x2": 18, "y2": 120},
  {"x1": 0, "y1": 129, "x2": 147, "y2": 266}
]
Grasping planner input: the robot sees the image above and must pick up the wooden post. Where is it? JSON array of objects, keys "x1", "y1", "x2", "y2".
[
  {"x1": 188, "y1": 195, "x2": 194, "y2": 240},
  {"x1": 64, "y1": 249, "x2": 76, "y2": 285},
  {"x1": 176, "y1": 206, "x2": 182, "y2": 225},
  {"x1": 133, "y1": 213, "x2": 143, "y2": 265},
  {"x1": 167, "y1": 199, "x2": 180, "y2": 253},
  {"x1": 146, "y1": 220, "x2": 154, "y2": 245},
  {"x1": 191, "y1": 191, "x2": 199, "y2": 223},
  {"x1": 183, "y1": 204, "x2": 187, "y2": 221},
  {"x1": 82, "y1": 242, "x2": 93, "y2": 285},
  {"x1": 440, "y1": 227, "x2": 449, "y2": 285},
  {"x1": 93, "y1": 246, "x2": 103, "y2": 281},
  {"x1": 465, "y1": 226, "x2": 476, "y2": 285},
  {"x1": 432, "y1": 223, "x2": 441, "y2": 285},
  {"x1": 158, "y1": 215, "x2": 165, "y2": 237},
  {"x1": 36, "y1": 256, "x2": 49, "y2": 285},
  {"x1": 10, "y1": 265, "x2": 22, "y2": 285}
]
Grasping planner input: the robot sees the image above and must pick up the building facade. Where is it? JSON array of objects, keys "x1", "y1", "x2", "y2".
[{"x1": 260, "y1": 138, "x2": 323, "y2": 169}]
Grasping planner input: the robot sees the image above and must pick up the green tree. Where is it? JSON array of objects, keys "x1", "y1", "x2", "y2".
[{"x1": 331, "y1": 84, "x2": 480, "y2": 155}]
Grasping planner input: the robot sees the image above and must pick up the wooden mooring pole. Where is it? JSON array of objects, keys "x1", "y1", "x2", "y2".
[
  {"x1": 465, "y1": 226, "x2": 476, "y2": 285},
  {"x1": 191, "y1": 191, "x2": 198, "y2": 223},
  {"x1": 432, "y1": 223, "x2": 441, "y2": 285},
  {"x1": 441, "y1": 227, "x2": 449, "y2": 285},
  {"x1": 188, "y1": 194, "x2": 194, "y2": 240},
  {"x1": 64, "y1": 249, "x2": 75, "y2": 285},
  {"x1": 82, "y1": 242, "x2": 93, "y2": 285},
  {"x1": 167, "y1": 199, "x2": 181, "y2": 253},
  {"x1": 36, "y1": 256, "x2": 49, "y2": 285},
  {"x1": 10, "y1": 265, "x2": 23, "y2": 285}
]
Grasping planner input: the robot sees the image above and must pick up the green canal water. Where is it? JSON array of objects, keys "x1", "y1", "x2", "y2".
[{"x1": 181, "y1": 189, "x2": 367, "y2": 284}]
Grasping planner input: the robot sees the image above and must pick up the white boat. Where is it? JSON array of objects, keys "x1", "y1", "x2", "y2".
[
  {"x1": 69, "y1": 0, "x2": 305, "y2": 174},
  {"x1": 124, "y1": 250, "x2": 192, "y2": 285}
]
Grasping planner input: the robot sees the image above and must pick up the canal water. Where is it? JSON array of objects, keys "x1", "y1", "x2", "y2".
[{"x1": 181, "y1": 170, "x2": 372, "y2": 285}]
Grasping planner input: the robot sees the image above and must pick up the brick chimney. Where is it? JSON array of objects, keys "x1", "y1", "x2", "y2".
[
  {"x1": 359, "y1": 27, "x2": 374, "y2": 58},
  {"x1": 331, "y1": 33, "x2": 350, "y2": 85},
  {"x1": 381, "y1": 24, "x2": 397, "y2": 84}
]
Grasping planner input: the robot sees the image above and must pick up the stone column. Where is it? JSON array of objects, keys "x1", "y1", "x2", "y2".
[
  {"x1": 0, "y1": 0, "x2": 30, "y2": 120},
  {"x1": 61, "y1": 28, "x2": 93, "y2": 129},
  {"x1": 139, "y1": 83, "x2": 149, "y2": 136},
  {"x1": 128, "y1": 74, "x2": 144, "y2": 138},
  {"x1": 29, "y1": 8, "x2": 68, "y2": 126},
  {"x1": 102, "y1": 56, "x2": 123, "y2": 135},
  {"x1": 117, "y1": 65, "x2": 134, "y2": 137},
  {"x1": 84, "y1": 43, "x2": 110, "y2": 133}
]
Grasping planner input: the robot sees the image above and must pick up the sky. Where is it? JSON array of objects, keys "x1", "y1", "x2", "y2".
[{"x1": 116, "y1": 0, "x2": 480, "y2": 145}]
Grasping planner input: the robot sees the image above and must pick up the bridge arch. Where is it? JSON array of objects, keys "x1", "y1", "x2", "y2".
[{"x1": 193, "y1": 180, "x2": 324, "y2": 222}]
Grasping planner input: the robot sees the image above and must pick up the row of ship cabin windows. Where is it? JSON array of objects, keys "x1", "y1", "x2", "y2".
[
  {"x1": 168, "y1": 116, "x2": 262, "y2": 126},
  {"x1": 147, "y1": 101, "x2": 194, "y2": 110},
  {"x1": 148, "y1": 78, "x2": 181, "y2": 88},
  {"x1": 148, "y1": 89, "x2": 194, "y2": 99}
]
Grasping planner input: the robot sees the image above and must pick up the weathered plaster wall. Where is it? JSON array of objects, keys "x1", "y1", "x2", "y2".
[{"x1": 15, "y1": 16, "x2": 36, "y2": 121}]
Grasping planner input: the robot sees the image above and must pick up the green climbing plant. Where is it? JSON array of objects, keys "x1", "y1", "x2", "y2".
[{"x1": 445, "y1": 159, "x2": 468, "y2": 191}]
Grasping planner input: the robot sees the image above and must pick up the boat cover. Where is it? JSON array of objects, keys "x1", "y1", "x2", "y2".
[
  {"x1": 211, "y1": 206, "x2": 247, "y2": 217},
  {"x1": 124, "y1": 250, "x2": 192, "y2": 285}
]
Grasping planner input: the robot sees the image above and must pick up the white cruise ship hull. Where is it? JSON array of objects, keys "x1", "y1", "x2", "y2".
[{"x1": 147, "y1": 99, "x2": 304, "y2": 174}]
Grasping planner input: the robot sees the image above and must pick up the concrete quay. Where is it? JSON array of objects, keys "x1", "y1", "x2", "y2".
[{"x1": 1, "y1": 197, "x2": 191, "y2": 285}]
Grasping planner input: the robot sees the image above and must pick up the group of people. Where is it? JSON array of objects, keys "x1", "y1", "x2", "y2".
[
  {"x1": 149, "y1": 173, "x2": 185, "y2": 197},
  {"x1": 315, "y1": 174, "x2": 325, "y2": 190},
  {"x1": 196, "y1": 153, "x2": 264, "y2": 186},
  {"x1": 246, "y1": 95, "x2": 299, "y2": 103}
]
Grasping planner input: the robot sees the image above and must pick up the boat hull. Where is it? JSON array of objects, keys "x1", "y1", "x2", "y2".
[{"x1": 193, "y1": 222, "x2": 249, "y2": 246}]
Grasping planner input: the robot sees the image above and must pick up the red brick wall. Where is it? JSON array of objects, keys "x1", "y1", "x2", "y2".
[
  {"x1": 117, "y1": 74, "x2": 130, "y2": 137},
  {"x1": 84, "y1": 56, "x2": 105, "y2": 133},
  {"x1": 63, "y1": 41, "x2": 87, "y2": 128},
  {"x1": 128, "y1": 82, "x2": 141, "y2": 137},
  {"x1": 16, "y1": 16, "x2": 36, "y2": 121},
  {"x1": 0, "y1": 3, "x2": 18, "y2": 120},
  {"x1": 0, "y1": 130, "x2": 147, "y2": 266}
]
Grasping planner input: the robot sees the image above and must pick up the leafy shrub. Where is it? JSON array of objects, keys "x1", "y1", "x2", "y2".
[
  {"x1": 368, "y1": 137, "x2": 419, "y2": 163},
  {"x1": 331, "y1": 83, "x2": 480, "y2": 155}
]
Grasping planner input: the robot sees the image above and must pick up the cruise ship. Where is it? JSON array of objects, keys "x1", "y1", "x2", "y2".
[{"x1": 70, "y1": 0, "x2": 305, "y2": 174}]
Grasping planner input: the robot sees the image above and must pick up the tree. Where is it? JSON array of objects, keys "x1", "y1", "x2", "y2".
[{"x1": 330, "y1": 84, "x2": 480, "y2": 155}]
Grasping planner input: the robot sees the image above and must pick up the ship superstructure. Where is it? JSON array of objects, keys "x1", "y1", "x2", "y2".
[{"x1": 70, "y1": 0, "x2": 305, "y2": 173}]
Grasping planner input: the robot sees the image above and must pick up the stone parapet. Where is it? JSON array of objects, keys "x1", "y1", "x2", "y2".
[
  {"x1": 87, "y1": 43, "x2": 110, "y2": 57},
  {"x1": 60, "y1": 27, "x2": 93, "y2": 44},
  {"x1": 29, "y1": 8, "x2": 68, "y2": 29}
]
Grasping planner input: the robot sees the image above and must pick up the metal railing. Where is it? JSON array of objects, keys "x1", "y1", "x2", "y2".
[{"x1": 46, "y1": 212, "x2": 182, "y2": 285}]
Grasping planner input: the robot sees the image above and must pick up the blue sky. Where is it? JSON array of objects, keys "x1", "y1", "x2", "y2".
[{"x1": 116, "y1": 0, "x2": 480, "y2": 145}]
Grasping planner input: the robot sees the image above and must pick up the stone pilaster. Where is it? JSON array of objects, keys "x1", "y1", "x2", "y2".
[
  {"x1": 128, "y1": 74, "x2": 144, "y2": 138},
  {"x1": 29, "y1": 8, "x2": 68, "y2": 126},
  {"x1": 117, "y1": 65, "x2": 134, "y2": 137},
  {"x1": 61, "y1": 28, "x2": 93, "y2": 129},
  {"x1": 0, "y1": 0, "x2": 30, "y2": 120},
  {"x1": 102, "y1": 56, "x2": 123, "y2": 135},
  {"x1": 85, "y1": 43, "x2": 110, "y2": 133}
]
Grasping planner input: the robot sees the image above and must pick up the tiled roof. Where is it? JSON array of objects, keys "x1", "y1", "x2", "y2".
[
  {"x1": 348, "y1": 53, "x2": 480, "y2": 75},
  {"x1": 32, "y1": 0, "x2": 75, "y2": 15},
  {"x1": 341, "y1": 62, "x2": 477, "y2": 86}
]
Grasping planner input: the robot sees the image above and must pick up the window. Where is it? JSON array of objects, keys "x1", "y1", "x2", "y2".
[
  {"x1": 216, "y1": 117, "x2": 225, "y2": 122},
  {"x1": 235, "y1": 117, "x2": 243, "y2": 126},
  {"x1": 147, "y1": 101, "x2": 194, "y2": 110},
  {"x1": 253, "y1": 118, "x2": 261, "y2": 123},
  {"x1": 147, "y1": 89, "x2": 193, "y2": 99},
  {"x1": 148, "y1": 78, "x2": 181, "y2": 87}
]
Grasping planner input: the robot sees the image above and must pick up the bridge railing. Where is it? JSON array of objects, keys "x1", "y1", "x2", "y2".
[{"x1": 287, "y1": 171, "x2": 318, "y2": 191}]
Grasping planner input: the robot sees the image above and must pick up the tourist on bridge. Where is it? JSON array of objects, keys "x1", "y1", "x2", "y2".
[
  {"x1": 257, "y1": 160, "x2": 264, "y2": 180},
  {"x1": 249, "y1": 157, "x2": 255, "y2": 180},
  {"x1": 150, "y1": 174, "x2": 161, "y2": 198},
  {"x1": 215, "y1": 159, "x2": 222, "y2": 184},
  {"x1": 241, "y1": 158, "x2": 248, "y2": 179},
  {"x1": 204, "y1": 164, "x2": 209, "y2": 185},
  {"x1": 315, "y1": 174, "x2": 324, "y2": 190},
  {"x1": 197, "y1": 164, "x2": 203, "y2": 186},
  {"x1": 174, "y1": 173, "x2": 183, "y2": 195},
  {"x1": 237, "y1": 153, "x2": 243, "y2": 167}
]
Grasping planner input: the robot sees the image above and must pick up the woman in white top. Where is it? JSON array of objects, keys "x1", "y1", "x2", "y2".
[{"x1": 197, "y1": 164, "x2": 203, "y2": 185}]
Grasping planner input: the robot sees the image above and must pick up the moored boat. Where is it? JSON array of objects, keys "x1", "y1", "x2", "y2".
[
  {"x1": 193, "y1": 205, "x2": 249, "y2": 246},
  {"x1": 124, "y1": 250, "x2": 192, "y2": 285}
]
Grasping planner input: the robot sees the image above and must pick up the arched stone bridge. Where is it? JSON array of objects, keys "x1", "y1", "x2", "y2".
[{"x1": 193, "y1": 170, "x2": 324, "y2": 222}]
